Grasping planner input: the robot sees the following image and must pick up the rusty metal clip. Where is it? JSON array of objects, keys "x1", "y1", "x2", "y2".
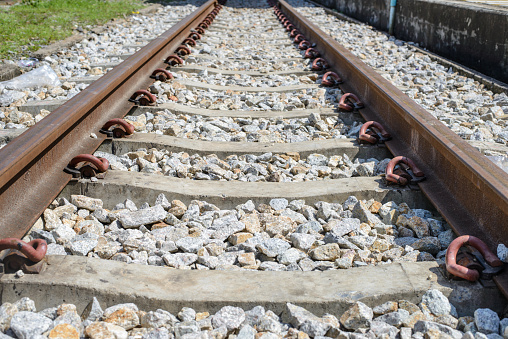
[
  {"x1": 298, "y1": 40, "x2": 311, "y2": 50},
  {"x1": 164, "y1": 55, "x2": 184, "y2": 66},
  {"x1": 311, "y1": 58, "x2": 329, "y2": 71},
  {"x1": 150, "y1": 68, "x2": 174, "y2": 82},
  {"x1": 358, "y1": 121, "x2": 391, "y2": 145},
  {"x1": 385, "y1": 156, "x2": 425, "y2": 186},
  {"x1": 129, "y1": 89, "x2": 157, "y2": 106},
  {"x1": 183, "y1": 38, "x2": 197, "y2": 47},
  {"x1": 189, "y1": 32, "x2": 202, "y2": 40},
  {"x1": 64, "y1": 154, "x2": 110, "y2": 179},
  {"x1": 0, "y1": 238, "x2": 48, "y2": 275},
  {"x1": 294, "y1": 34, "x2": 306, "y2": 44},
  {"x1": 339, "y1": 93, "x2": 364, "y2": 111},
  {"x1": 100, "y1": 118, "x2": 135, "y2": 138},
  {"x1": 196, "y1": 27, "x2": 205, "y2": 35},
  {"x1": 290, "y1": 29, "x2": 300, "y2": 38},
  {"x1": 455, "y1": 250, "x2": 484, "y2": 276},
  {"x1": 0, "y1": 238, "x2": 47, "y2": 262},
  {"x1": 304, "y1": 48, "x2": 320, "y2": 59},
  {"x1": 446, "y1": 235, "x2": 503, "y2": 281},
  {"x1": 176, "y1": 45, "x2": 191, "y2": 56},
  {"x1": 321, "y1": 71, "x2": 342, "y2": 87}
]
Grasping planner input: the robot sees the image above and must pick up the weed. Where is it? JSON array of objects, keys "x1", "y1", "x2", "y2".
[{"x1": 21, "y1": 0, "x2": 41, "y2": 6}]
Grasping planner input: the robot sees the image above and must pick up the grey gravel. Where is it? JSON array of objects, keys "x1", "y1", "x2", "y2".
[
  {"x1": 212, "y1": 306, "x2": 245, "y2": 331},
  {"x1": 9, "y1": 311, "x2": 52, "y2": 339},
  {"x1": 0, "y1": 280, "x2": 503, "y2": 338},
  {"x1": 421, "y1": 289, "x2": 451, "y2": 316},
  {"x1": 125, "y1": 110, "x2": 354, "y2": 143},
  {"x1": 29, "y1": 192, "x2": 456, "y2": 272},
  {"x1": 117, "y1": 204, "x2": 167, "y2": 228},
  {"x1": 94, "y1": 149, "x2": 389, "y2": 182},
  {"x1": 475, "y1": 308, "x2": 500, "y2": 334}
]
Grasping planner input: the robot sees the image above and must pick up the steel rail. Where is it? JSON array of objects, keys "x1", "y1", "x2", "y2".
[
  {"x1": 275, "y1": 1, "x2": 508, "y2": 292},
  {"x1": 0, "y1": 0, "x2": 219, "y2": 239}
]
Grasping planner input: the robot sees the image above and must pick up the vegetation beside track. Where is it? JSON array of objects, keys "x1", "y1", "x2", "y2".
[{"x1": 0, "y1": 0, "x2": 146, "y2": 59}]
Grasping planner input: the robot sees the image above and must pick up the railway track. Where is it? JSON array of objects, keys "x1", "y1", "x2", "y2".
[{"x1": 0, "y1": 0, "x2": 507, "y2": 337}]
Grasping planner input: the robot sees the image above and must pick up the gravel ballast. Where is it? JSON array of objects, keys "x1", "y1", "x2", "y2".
[
  {"x1": 29, "y1": 193, "x2": 453, "y2": 272},
  {"x1": 93, "y1": 149, "x2": 390, "y2": 182},
  {"x1": 0, "y1": 291, "x2": 504, "y2": 339}
]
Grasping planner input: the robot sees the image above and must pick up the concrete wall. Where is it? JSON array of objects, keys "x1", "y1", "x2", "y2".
[
  {"x1": 313, "y1": 0, "x2": 389, "y2": 29},
  {"x1": 310, "y1": 0, "x2": 508, "y2": 84}
]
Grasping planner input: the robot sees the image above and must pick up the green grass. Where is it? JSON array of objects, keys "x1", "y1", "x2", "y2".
[{"x1": 0, "y1": 0, "x2": 146, "y2": 59}]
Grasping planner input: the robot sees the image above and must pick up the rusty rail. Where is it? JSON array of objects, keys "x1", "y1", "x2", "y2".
[
  {"x1": 0, "y1": 0, "x2": 219, "y2": 239},
  {"x1": 276, "y1": 0, "x2": 508, "y2": 292}
]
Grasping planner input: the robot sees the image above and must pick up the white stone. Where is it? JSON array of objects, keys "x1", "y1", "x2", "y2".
[
  {"x1": 10, "y1": 311, "x2": 53, "y2": 339},
  {"x1": 475, "y1": 308, "x2": 500, "y2": 335}
]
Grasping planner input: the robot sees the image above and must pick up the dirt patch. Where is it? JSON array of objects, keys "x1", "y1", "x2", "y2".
[{"x1": 0, "y1": 63, "x2": 21, "y2": 81}]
